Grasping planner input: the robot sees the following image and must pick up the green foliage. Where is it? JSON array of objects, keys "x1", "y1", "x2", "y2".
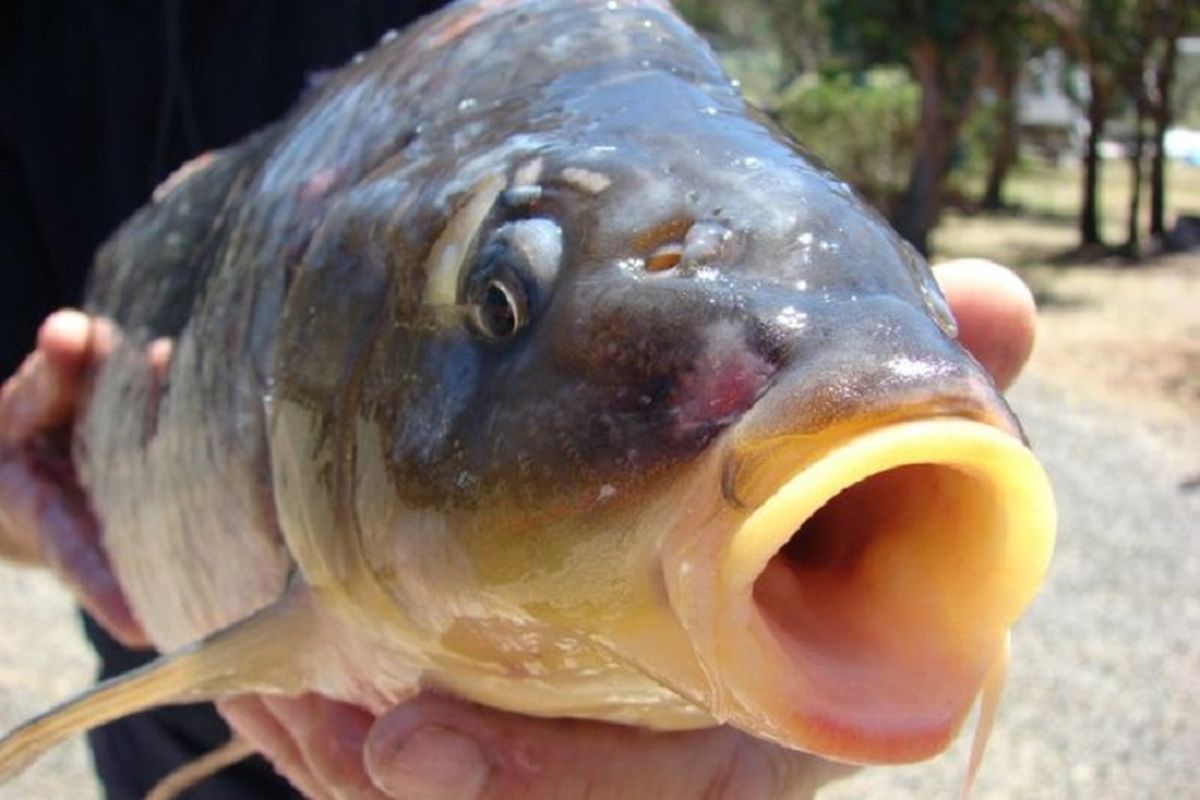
[
  {"x1": 824, "y1": 0, "x2": 1029, "y2": 65},
  {"x1": 675, "y1": 0, "x2": 831, "y2": 77},
  {"x1": 774, "y1": 70, "x2": 919, "y2": 211},
  {"x1": 963, "y1": 97, "x2": 1009, "y2": 171}
]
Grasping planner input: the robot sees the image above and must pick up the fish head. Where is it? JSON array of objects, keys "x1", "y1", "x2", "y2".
[{"x1": 271, "y1": 65, "x2": 1054, "y2": 766}]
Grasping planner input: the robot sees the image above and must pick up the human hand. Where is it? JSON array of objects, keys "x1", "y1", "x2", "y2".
[
  {"x1": 218, "y1": 258, "x2": 1038, "y2": 799},
  {"x1": 0, "y1": 310, "x2": 149, "y2": 647},
  {"x1": 932, "y1": 258, "x2": 1036, "y2": 392}
]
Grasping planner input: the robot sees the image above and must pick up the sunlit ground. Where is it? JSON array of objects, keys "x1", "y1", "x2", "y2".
[{"x1": 933, "y1": 160, "x2": 1200, "y2": 425}]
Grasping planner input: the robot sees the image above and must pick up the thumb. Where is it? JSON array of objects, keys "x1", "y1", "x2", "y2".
[
  {"x1": 363, "y1": 694, "x2": 844, "y2": 800},
  {"x1": 932, "y1": 259, "x2": 1037, "y2": 391}
]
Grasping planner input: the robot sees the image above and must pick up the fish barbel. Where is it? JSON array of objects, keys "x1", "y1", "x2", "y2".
[{"x1": 0, "y1": 0, "x2": 1055, "y2": 790}]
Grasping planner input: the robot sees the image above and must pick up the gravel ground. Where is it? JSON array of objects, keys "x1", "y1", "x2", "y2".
[
  {"x1": 1, "y1": 377, "x2": 1197, "y2": 800},
  {"x1": 0, "y1": 563, "x2": 100, "y2": 800}
]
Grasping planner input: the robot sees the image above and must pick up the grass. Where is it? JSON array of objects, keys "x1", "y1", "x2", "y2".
[{"x1": 934, "y1": 159, "x2": 1200, "y2": 269}]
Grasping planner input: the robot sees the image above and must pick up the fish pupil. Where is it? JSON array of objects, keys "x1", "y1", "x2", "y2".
[{"x1": 479, "y1": 280, "x2": 520, "y2": 338}]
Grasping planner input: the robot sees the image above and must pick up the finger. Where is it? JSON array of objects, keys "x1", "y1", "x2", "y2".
[
  {"x1": 218, "y1": 695, "x2": 333, "y2": 800},
  {"x1": 0, "y1": 438, "x2": 148, "y2": 644},
  {"x1": 36, "y1": 310, "x2": 94, "y2": 372},
  {"x1": 0, "y1": 352, "x2": 70, "y2": 444},
  {"x1": 260, "y1": 694, "x2": 387, "y2": 800},
  {"x1": 933, "y1": 259, "x2": 1036, "y2": 391},
  {"x1": 363, "y1": 694, "x2": 848, "y2": 800},
  {"x1": 0, "y1": 440, "x2": 149, "y2": 646},
  {"x1": 35, "y1": 469, "x2": 148, "y2": 648},
  {"x1": 0, "y1": 311, "x2": 94, "y2": 443}
]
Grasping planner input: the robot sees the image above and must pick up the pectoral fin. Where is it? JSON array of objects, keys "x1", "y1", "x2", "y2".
[
  {"x1": 146, "y1": 735, "x2": 255, "y2": 800},
  {"x1": 0, "y1": 583, "x2": 316, "y2": 783}
]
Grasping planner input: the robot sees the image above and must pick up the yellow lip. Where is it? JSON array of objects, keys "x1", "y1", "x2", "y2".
[{"x1": 712, "y1": 418, "x2": 1056, "y2": 763}]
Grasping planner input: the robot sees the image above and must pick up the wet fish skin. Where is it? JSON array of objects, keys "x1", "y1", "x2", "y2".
[
  {"x1": 0, "y1": 0, "x2": 1054, "y2": 781},
  {"x1": 75, "y1": 0, "x2": 938, "y2": 650}
]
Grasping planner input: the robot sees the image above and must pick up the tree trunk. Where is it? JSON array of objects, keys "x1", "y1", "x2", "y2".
[
  {"x1": 981, "y1": 58, "x2": 1019, "y2": 211},
  {"x1": 1149, "y1": 34, "x2": 1177, "y2": 241},
  {"x1": 896, "y1": 38, "x2": 975, "y2": 255},
  {"x1": 1080, "y1": 70, "x2": 1108, "y2": 248},
  {"x1": 1125, "y1": 97, "x2": 1146, "y2": 258}
]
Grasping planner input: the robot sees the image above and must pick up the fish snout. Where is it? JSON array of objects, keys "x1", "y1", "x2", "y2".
[
  {"x1": 654, "y1": 296, "x2": 1056, "y2": 763},
  {"x1": 744, "y1": 294, "x2": 1019, "y2": 444}
]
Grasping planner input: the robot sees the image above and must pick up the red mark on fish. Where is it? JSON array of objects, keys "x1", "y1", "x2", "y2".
[{"x1": 672, "y1": 321, "x2": 775, "y2": 430}]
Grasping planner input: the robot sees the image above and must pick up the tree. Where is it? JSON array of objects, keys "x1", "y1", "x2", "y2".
[
  {"x1": 825, "y1": 0, "x2": 1031, "y2": 254},
  {"x1": 1145, "y1": 1, "x2": 1199, "y2": 244},
  {"x1": 767, "y1": 0, "x2": 832, "y2": 77},
  {"x1": 979, "y1": 11, "x2": 1057, "y2": 211},
  {"x1": 979, "y1": 44, "x2": 1022, "y2": 211},
  {"x1": 1148, "y1": 29, "x2": 1178, "y2": 241},
  {"x1": 1039, "y1": 0, "x2": 1142, "y2": 251},
  {"x1": 1120, "y1": 2, "x2": 1156, "y2": 256}
]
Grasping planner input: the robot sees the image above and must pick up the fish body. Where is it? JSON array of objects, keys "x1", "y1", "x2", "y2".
[{"x1": 1, "y1": 0, "x2": 1055, "y2": 783}]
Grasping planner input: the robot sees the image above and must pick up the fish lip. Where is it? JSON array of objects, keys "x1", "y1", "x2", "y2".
[
  {"x1": 720, "y1": 401, "x2": 1019, "y2": 514},
  {"x1": 661, "y1": 416, "x2": 1056, "y2": 764}
]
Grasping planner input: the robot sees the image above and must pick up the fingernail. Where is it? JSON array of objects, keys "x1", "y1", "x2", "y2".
[{"x1": 374, "y1": 727, "x2": 490, "y2": 799}]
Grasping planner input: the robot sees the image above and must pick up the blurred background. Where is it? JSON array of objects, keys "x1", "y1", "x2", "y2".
[
  {"x1": 2, "y1": 1, "x2": 1198, "y2": 798},
  {"x1": 668, "y1": 2, "x2": 1200, "y2": 797}
]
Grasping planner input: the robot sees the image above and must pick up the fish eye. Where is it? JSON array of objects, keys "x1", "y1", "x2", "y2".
[
  {"x1": 471, "y1": 278, "x2": 527, "y2": 339},
  {"x1": 462, "y1": 218, "x2": 561, "y2": 342}
]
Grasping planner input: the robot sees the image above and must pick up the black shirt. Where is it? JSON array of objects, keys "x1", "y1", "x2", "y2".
[{"x1": 3, "y1": 2, "x2": 445, "y2": 796}]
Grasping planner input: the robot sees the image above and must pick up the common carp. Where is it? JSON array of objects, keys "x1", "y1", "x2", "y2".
[{"x1": 0, "y1": 0, "x2": 1055, "y2": 793}]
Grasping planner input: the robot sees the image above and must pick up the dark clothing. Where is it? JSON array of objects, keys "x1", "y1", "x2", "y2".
[
  {"x1": 3, "y1": 2, "x2": 444, "y2": 796},
  {"x1": 2, "y1": 0, "x2": 444, "y2": 376}
]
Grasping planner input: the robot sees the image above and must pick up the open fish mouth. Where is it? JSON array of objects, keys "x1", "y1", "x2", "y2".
[{"x1": 668, "y1": 418, "x2": 1056, "y2": 764}]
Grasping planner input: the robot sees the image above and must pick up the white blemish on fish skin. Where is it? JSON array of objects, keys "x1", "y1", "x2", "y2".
[
  {"x1": 437, "y1": 134, "x2": 547, "y2": 206},
  {"x1": 597, "y1": 484, "x2": 617, "y2": 502},
  {"x1": 776, "y1": 305, "x2": 808, "y2": 331},
  {"x1": 886, "y1": 356, "x2": 948, "y2": 379},
  {"x1": 797, "y1": 231, "x2": 814, "y2": 246},
  {"x1": 617, "y1": 257, "x2": 646, "y2": 275},
  {"x1": 561, "y1": 166, "x2": 612, "y2": 194},
  {"x1": 514, "y1": 157, "x2": 544, "y2": 186}
]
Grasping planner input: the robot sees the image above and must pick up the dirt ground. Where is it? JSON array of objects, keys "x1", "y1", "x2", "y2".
[
  {"x1": 935, "y1": 212, "x2": 1200, "y2": 433},
  {"x1": 1027, "y1": 252, "x2": 1200, "y2": 429}
]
